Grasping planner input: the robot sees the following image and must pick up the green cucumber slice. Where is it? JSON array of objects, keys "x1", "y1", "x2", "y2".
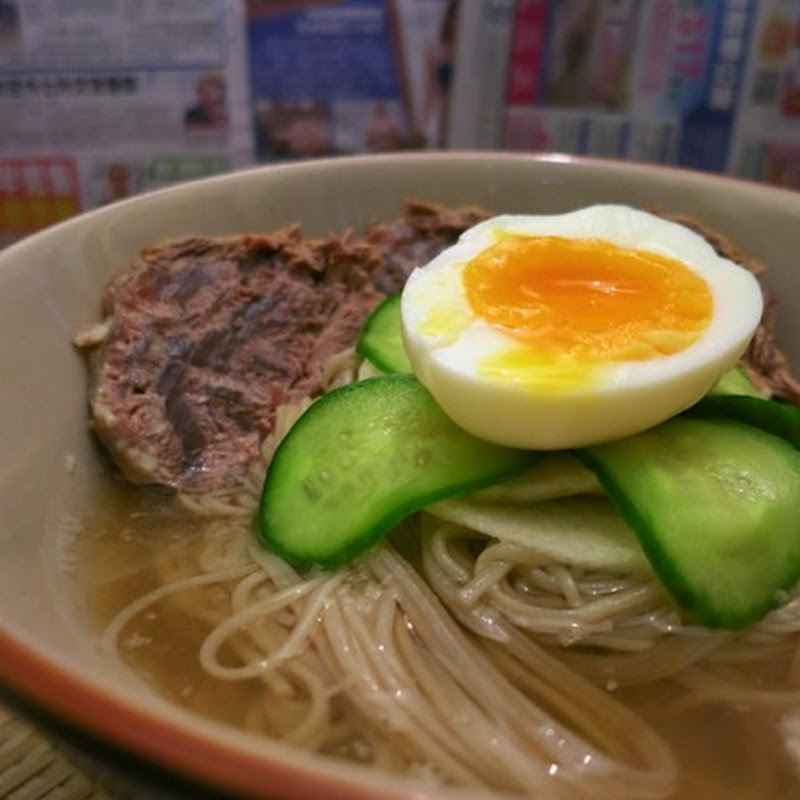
[
  {"x1": 688, "y1": 394, "x2": 800, "y2": 450},
  {"x1": 707, "y1": 365, "x2": 762, "y2": 398},
  {"x1": 579, "y1": 417, "x2": 800, "y2": 629},
  {"x1": 258, "y1": 374, "x2": 537, "y2": 567},
  {"x1": 355, "y1": 294, "x2": 411, "y2": 373}
]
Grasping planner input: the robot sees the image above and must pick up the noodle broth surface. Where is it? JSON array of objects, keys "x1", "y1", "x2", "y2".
[{"x1": 73, "y1": 454, "x2": 800, "y2": 800}]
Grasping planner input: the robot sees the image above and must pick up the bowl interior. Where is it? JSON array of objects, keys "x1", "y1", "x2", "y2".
[{"x1": 1, "y1": 152, "x2": 799, "y2": 799}]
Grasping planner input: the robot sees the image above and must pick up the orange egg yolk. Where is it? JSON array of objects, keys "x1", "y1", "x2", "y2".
[{"x1": 462, "y1": 234, "x2": 713, "y2": 387}]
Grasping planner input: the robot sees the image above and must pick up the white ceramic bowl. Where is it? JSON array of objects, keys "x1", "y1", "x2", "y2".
[{"x1": 1, "y1": 153, "x2": 799, "y2": 799}]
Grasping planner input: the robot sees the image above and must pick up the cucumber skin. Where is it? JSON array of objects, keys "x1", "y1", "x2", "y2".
[
  {"x1": 578, "y1": 417, "x2": 800, "y2": 629},
  {"x1": 355, "y1": 294, "x2": 412, "y2": 374},
  {"x1": 688, "y1": 393, "x2": 800, "y2": 451},
  {"x1": 258, "y1": 374, "x2": 538, "y2": 568}
]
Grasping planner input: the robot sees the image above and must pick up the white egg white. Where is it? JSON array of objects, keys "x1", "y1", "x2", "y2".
[{"x1": 400, "y1": 205, "x2": 764, "y2": 450}]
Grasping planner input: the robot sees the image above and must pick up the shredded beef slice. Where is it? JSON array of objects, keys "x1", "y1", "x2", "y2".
[
  {"x1": 660, "y1": 210, "x2": 800, "y2": 405},
  {"x1": 82, "y1": 228, "x2": 385, "y2": 492},
  {"x1": 365, "y1": 200, "x2": 489, "y2": 293},
  {"x1": 77, "y1": 202, "x2": 482, "y2": 493}
]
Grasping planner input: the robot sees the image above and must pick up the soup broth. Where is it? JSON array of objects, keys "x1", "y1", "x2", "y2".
[{"x1": 72, "y1": 456, "x2": 800, "y2": 800}]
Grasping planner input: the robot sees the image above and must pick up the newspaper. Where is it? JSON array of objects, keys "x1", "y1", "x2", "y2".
[
  {"x1": 247, "y1": 0, "x2": 454, "y2": 159},
  {"x1": 454, "y1": 0, "x2": 764, "y2": 174},
  {"x1": 447, "y1": 0, "x2": 516, "y2": 149},
  {"x1": 1, "y1": 0, "x2": 797, "y2": 249},
  {"x1": 728, "y1": 0, "x2": 800, "y2": 188},
  {"x1": 0, "y1": 0, "x2": 459, "y2": 246},
  {"x1": 0, "y1": 0, "x2": 253, "y2": 247}
]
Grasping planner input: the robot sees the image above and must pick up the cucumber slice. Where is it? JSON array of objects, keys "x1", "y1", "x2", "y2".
[
  {"x1": 471, "y1": 453, "x2": 601, "y2": 504},
  {"x1": 258, "y1": 374, "x2": 537, "y2": 567},
  {"x1": 579, "y1": 417, "x2": 800, "y2": 629},
  {"x1": 707, "y1": 365, "x2": 763, "y2": 398},
  {"x1": 355, "y1": 294, "x2": 411, "y2": 373},
  {"x1": 427, "y1": 495, "x2": 649, "y2": 574},
  {"x1": 689, "y1": 394, "x2": 800, "y2": 450}
]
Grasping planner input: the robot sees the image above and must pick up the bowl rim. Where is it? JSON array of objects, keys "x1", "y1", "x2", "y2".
[
  {"x1": 1, "y1": 150, "x2": 799, "y2": 800},
  {"x1": 2, "y1": 149, "x2": 799, "y2": 265},
  {"x1": 0, "y1": 626, "x2": 447, "y2": 800}
]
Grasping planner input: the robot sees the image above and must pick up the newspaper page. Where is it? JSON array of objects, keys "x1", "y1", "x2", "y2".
[
  {"x1": 446, "y1": 0, "x2": 516, "y2": 149},
  {"x1": 393, "y1": 0, "x2": 460, "y2": 149},
  {"x1": 0, "y1": 0, "x2": 254, "y2": 247},
  {"x1": 246, "y1": 0, "x2": 454, "y2": 161},
  {"x1": 457, "y1": 0, "x2": 761, "y2": 175},
  {"x1": 728, "y1": 0, "x2": 800, "y2": 189}
]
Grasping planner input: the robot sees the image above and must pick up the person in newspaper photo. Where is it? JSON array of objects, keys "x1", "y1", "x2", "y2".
[
  {"x1": 97, "y1": 162, "x2": 139, "y2": 206},
  {"x1": 184, "y1": 73, "x2": 228, "y2": 130},
  {"x1": 255, "y1": 101, "x2": 332, "y2": 160},
  {"x1": 365, "y1": 100, "x2": 406, "y2": 152}
]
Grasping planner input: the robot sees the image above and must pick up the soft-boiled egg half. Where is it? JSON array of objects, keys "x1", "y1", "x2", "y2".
[{"x1": 400, "y1": 205, "x2": 763, "y2": 450}]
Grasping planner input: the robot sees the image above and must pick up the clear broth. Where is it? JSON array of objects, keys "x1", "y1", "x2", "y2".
[{"x1": 73, "y1": 467, "x2": 800, "y2": 800}]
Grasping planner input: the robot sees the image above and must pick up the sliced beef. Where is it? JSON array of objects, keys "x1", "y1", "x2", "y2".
[
  {"x1": 365, "y1": 200, "x2": 489, "y2": 293},
  {"x1": 78, "y1": 228, "x2": 385, "y2": 492},
  {"x1": 76, "y1": 203, "x2": 483, "y2": 493},
  {"x1": 743, "y1": 295, "x2": 800, "y2": 404},
  {"x1": 662, "y1": 211, "x2": 800, "y2": 405}
]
